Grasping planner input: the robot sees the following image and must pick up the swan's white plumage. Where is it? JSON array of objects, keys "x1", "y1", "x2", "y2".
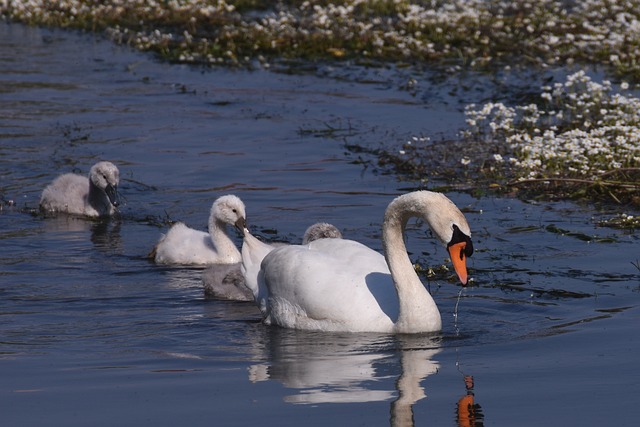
[
  {"x1": 153, "y1": 195, "x2": 245, "y2": 265},
  {"x1": 205, "y1": 222, "x2": 342, "y2": 302},
  {"x1": 263, "y1": 238, "x2": 396, "y2": 332},
  {"x1": 39, "y1": 161, "x2": 120, "y2": 217},
  {"x1": 243, "y1": 191, "x2": 472, "y2": 334}
]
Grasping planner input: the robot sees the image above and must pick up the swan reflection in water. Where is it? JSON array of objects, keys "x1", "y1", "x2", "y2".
[
  {"x1": 247, "y1": 329, "x2": 440, "y2": 422},
  {"x1": 41, "y1": 214, "x2": 123, "y2": 254},
  {"x1": 247, "y1": 328, "x2": 484, "y2": 426},
  {"x1": 456, "y1": 375, "x2": 484, "y2": 427}
]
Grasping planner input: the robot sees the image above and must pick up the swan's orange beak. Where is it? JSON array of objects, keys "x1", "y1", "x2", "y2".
[{"x1": 448, "y1": 242, "x2": 469, "y2": 285}]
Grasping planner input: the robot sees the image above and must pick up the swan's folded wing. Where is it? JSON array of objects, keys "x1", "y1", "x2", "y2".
[
  {"x1": 40, "y1": 174, "x2": 89, "y2": 215},
  {"x1": 261, "y1": 239, "x2": 397, "y2": 331},
  {"x1": 154, "y1": 223, "x2": 213, "y2": 264}
]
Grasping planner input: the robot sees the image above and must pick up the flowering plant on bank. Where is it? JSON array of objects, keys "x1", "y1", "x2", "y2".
[
  {"x1": 463, "y1": 71, "x2": 640, "y2": 181},
  {"x1": 3, "y1": 0, "x2": 640, "y2": 80}
]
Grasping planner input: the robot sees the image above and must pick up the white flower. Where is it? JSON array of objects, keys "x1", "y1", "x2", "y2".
[{"x1": 461, "y1": 158, "x2": 471, "y2": 166}]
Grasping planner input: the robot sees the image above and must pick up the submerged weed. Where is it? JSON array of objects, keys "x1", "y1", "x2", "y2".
[{"x1": 597, "y1": 213, "x2": 640, "y2": 230}]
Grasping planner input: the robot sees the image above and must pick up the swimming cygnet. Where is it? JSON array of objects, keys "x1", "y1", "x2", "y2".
[
  {"x1": 204, "y1": 222, "x2": 342, "y2": 301},
  {"x1": 39, "y1": 161, "x2": 120, "y2": 217},
  {"x1": 152, "y1": 195, "x2": 246, "y2": 266},
  {"x1": 202, "y1": 263, "x2": 253, "y2": 301},
  {"x1": 301, "y1": 222, "x2": 342, "y2": 244}
]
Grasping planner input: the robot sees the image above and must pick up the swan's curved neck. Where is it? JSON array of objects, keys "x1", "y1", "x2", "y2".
[
  {"x1": 383, "y1": 194, "x2": 441, "y2": 333},
  {"x1": 209, "y1": 217, "x2": 240, "y2": 262}
]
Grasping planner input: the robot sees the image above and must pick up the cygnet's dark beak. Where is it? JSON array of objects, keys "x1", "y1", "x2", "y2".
[
  {"x1": 105, "y1": 184, "x2": 120, "y2": 207},
  {"x1": 235, "y1": 217, "x2": 247, "y2": 233}
]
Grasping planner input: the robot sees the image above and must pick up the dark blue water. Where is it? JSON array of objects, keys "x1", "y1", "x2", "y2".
[{"x1": 1, "y1": 22, "x2": 639, "y2": 426}]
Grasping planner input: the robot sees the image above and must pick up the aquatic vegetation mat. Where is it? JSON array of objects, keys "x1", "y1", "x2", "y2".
[
  {"x1": 463, "y1": 71, "x2": 640, "y2": 201},
  {"x1": 3, "y1": 0, "x2": 640, "y2": 81},
  {"x1": 385, "y1": 71, "x2": 640, "y2": 208}
]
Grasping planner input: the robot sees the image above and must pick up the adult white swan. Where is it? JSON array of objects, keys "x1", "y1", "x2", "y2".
[
  {"x1": 39, "y1": 161, "x2": 120, "y2": 217},
  {"x1": 242, "y1": 191, "x2": 473, "y2": 333},
  {"x1": 205, "y1": 222, "x2": 342, "y2": 301},
  {"x1": 152, "y1": 195, "x2": 246, "y2": 265}
]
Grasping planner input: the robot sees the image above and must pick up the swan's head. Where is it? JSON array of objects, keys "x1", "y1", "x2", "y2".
[
  {"x1": 211, "y1": 195, "x2": 247, "y2": 232},
  {"x1": 386, "y1": 191, "x2": 473, "y2": 285},
  {"x1": 446, "y1": 223, "x2": 473, "y2": 286},
  {"x1": 415, "y1": 192, "x2": 473, "y2": 285},
  {"x1": 89, "y1": 161, "x2": 120, "y2": 207}
]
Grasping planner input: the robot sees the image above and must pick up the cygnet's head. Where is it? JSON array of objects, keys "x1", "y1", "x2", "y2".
[
  {"x1": 211, "y1": 195, "x2": 247, "y2": 231},
  {"x1": 89, "y1": 161, "x2": 120, "y2": 207},
  {"x1": 302, "y1": 222, "x2": 342, "y2": 244}
]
